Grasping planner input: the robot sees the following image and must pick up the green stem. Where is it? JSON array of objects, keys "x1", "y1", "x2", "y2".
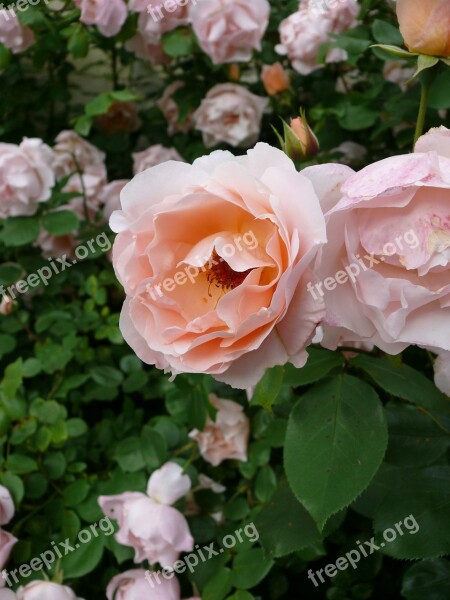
[{"x1": 414, "y1": 78, "x2": 429, "y2": 145}]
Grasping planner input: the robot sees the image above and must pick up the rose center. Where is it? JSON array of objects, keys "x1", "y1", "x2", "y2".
[{"x1": 206, "y1": 249, "x2": 253, "y2": 293}]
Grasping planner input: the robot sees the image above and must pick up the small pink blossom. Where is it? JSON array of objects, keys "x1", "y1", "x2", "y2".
[{"x1": 0, "y1": 10, "x2": 34, "y2": 54}]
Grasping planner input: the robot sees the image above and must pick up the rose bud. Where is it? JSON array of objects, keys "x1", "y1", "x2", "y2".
[
  {"x1": 397, "y1": 0, "x2": 450, "y2": 57},
  {"x1": 261, "y1": 63, "x2": 290, "y2": 96},
  {"x1": 278, "y1": 112, "x2": 319, "y2": 160}
]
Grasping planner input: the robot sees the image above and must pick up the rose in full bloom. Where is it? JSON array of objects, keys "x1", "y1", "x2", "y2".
[
  {"x1": 107, "y1": 569, "x2": 180, "y2": 600},
  {"x1": 190, "y1": 395, "x2": 249, "y2": 466},
  {"x1": 189, "y1": 0, "x2": 270, "y2": 64},
  {"x1": 133, "y1": 145, "x2": 184, "y2": 175},
  {"x1": 434, "y1": 352, "x2": 450, "y2": 396},
  {"x1": 0, "y1": 10, "x2": 34, "y2": 53},
  {"x1": 193, "y1": 84, "x2": 268, "y2": 148},
  {"x1": 74, "y1": 0, "x2": 127, "y2": 37},
  {"x1": 110, "y1": 143, "x2": 328, "y2": 387},
  {"x1": 0, "y1": 138, "x2": 55, "y2": 218},
  {"x1": 157, "y1": 82, "x2": 194, "y2": 135},
  {"x1": 15, "y1": 582, "x2": 83, "y2": 600},
  {"x1": 53, "y1": 131, "x2": 106, "y2": 179},
  {"x1": 317, "y1": 126, "x2": 450, "y2": 355},
  {"x1": 0, "y1": 530, "x2": 18, "y2": 587},
  {"x1": 397, "y1": 0, "x2": 450, "y2": 57},
  {"x1": 261, "y1": 63, "x2": 290, "y2": 96},
  {"x1": 276, "y1": 0, "x2": 359, "y2": 75},
  {"x1": 0, "y1": 486, "x2": 14, "y2": 526},
  {"x1": 99, "y1": 462, "x2": 193, "y2": 566}
]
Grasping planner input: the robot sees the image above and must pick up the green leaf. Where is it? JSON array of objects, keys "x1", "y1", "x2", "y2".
[
  {"x1": 413, "y1": 55, "x2": 439, "y2": 78},
  {"x1": 428, "y1": 70, "x2": 450, "y2": 109},
  {"x1": 0, "y1": 334, "x2": 16, "y2": 358},
  {"x1": 74, "y1": 114, "x2": 93, "y2": 137},
  {"x1": 0, "y1": 43, "x2": 11, "y2": 70},
  {"x1": 68, "y1": 27, "x2": 90, "y2": 58},
  {"x1": 203, "y1": 568, "x2": 233, "y2": 600},
  {"x1": 0, "y1": 217, "x2": 40, "y2": 247},
  {"x1": 372, "y1": 466, "x2": 450, "y2": 559},
  {"x1": 7, "y1": 454, "x2": 38, "y2": 474},
  {"x1": 338, "y1": 104, "x2": 378, "y2": 131},
  {"x1": 351, "y1": 355, "x2": 450, "y2": 414},
  {"x1": 64, "y1": 480, "x2": 90, "y2": 507},
  {"x1": 401, "y1": 559, "x2": 450, "y2": 600},
  {"x1": 251, "y1": 366, "x2": 284, "y2": 411},
  {"x1": 371, "y1": 44, "x2": 416, "y2": 59},
  {"x1": 60, "y1": 533, "x2": 104, "y2": 578},
  {"x1": 254, "y1": 467, "x2": 277, "y2": 503},
  {"x1": 66, "y1": 418, "x2": 88, "y2": 438},
  {"x1": 42, "y1": 210, "x2": 80, "y2": 235},
  {"x1": 284, "y1": 348, "x2": 343, "y2": 386},
  {"x1": 372, "y1": 20, "x2": 404, "y2": 46},
  {"x1": 114, "y1": 436, "x2": 146, "y2": 472},
  {"x1": 43, "y1": 452, "x2": 67, "y2": 480},
  {"x1": 89, "y1": 365, "x2": 123, "y2": 387},
  {"x1": 0, "y1": 472, "x2": 24, "y2": 504},
  {"x1": 0, "y1": 263, "x2": 22, "y2": 285},
  {"x1": 284, "y1": 375, "x2": 388, "y2": 530},
  {"x1": 2, "y1": 358, "x2": 23, "y2": 399},
  {"x1": 232, "y1": 548, "x2": 274, "y2": 590},
  {"x1": 162, "y1": 28, "x2": 194, "y2": 57},
  {"x1": 140, "y1": 426, "x2": 169, "y2": 470}
]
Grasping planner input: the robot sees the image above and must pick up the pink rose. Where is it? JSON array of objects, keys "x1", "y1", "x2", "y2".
[
  {"x1": 53, "y1": 131, "x2": 106, "y2": 180},
  {"x1": 0, "y1": 138, "x2": 55, "y2": 218},
  {"x1": 0, "y1": 296, "x2": 13, "y2": 316},
  {"x1": 193, "y1": 84, "x2": 268, "y2": 148},
  {"x1": 189, "y1": 395, "x2": 249, "y2": 466},
  {"x1": 276, "y1": 0, "x2": 359, "y2": 75},
  {"x1": 99, "y1": 462, "x2": 193, "y2": 566},
  {"x1": 16, "y1": 582, "x2": 83, "y2": 600},
  {"x1": 133, "y1": 145, "x2": 184, "y2": 175},
  {"x1": 110, "y1": 143, "x2": 327, "y2": 388},
  {"x1": 157, "y1": 82, "x2": 194, "y2": 135},
  {"x1": 101, "y1": 180, "x2": 129, "y2": 222},
  {"x1": 0, "y1": 589, "x2": 15, "y2": 599},
  {"x1": 317, "y1": 126, "x2": 450, "y2": 355},
  {"x1": 0, "y1": 530, "x2": 17, "y2": 583},
  {"x1": 0, "y1": 486, "x2": 14, "y2": 526},
  {"x1": 107, "y1": 569, "x2": 180, "y2": 600},
  {"x1": 74, "y1": 0, "x2": 127, "y2": 37},
  {"x1": 0, "y1": 10, "x2": 34, "y2": 54},
  {"x1": 189, "y1": 0, "x2": 270, "y2": 64},
  {"x1": 434, "y1": 352, "x2": 450, "y2": 396}
]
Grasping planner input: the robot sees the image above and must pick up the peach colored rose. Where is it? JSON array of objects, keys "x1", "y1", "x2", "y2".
[
  {"x1": 110, "y1": 143, "x2": 328, "y2": 388},
  {"x1": 193, "y1": 84, "x2": 268, "y2": 148},
  {"x1": 0, "y1": 138, "x2": 55, "y2": 218},
  {"x1": 189, "y1": 0, "x2": 270, "y2": 64},
  {"x1": 16, "y1": 582, "x2": 83, "y2": 600},
  {"x1": 189, "y1": 395, "x2": 249, "y2": 466},
  {"x1": 276, "y1": 0, "x2": 359, "y2": 75},
  {"x1": 397, "y1": 0, "x2": 450, "y2": 57},
  {"x1": 318, "y1": 126, "x2": 450, "y2": 355},
  {"x1": 133, "y1": 145, "x2": 184, "y2": 175},
  {"x1": 53, "y1": 131, "x2": 105, "y2": 179},
  {"x1": 434, "y1": 351, "x2": 450, "y2": 396},
  {"x1": 107, "y1": 570, "x2": 180, "y2": 600},
  {"x1": 261, "y1": 63, "x2": 290, "y2": 96},
  {"x1": 0, "y1": 486, "x2": 14, "y2": 526},
  {"x1": 0, "y1": 10, "x2": 34, "y2": 53},
  {"x1": 99, "y1": 463, "x2": 193, "y2": 567},
  {"x1": 74, "y1": 0, "x2": 127, "y2": 38},
  {"x1": 157, "y1": 82, "x2": 194, "y2": 135}
]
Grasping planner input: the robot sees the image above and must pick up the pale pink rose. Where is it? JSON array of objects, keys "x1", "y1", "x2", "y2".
[
  {"x1": 434, "y1": 351, "x2": 450, "y2": 396},
  {"x1": 0, "y1": 138, "x2": 55, "y2": 218},
  {"x1": 317, "y1": 126, "x2": 450, "y2": 355},
  {"x1": 53, "y1": 131, "x2": 106, "y2": 180},
  {"x1": 189, "y1": 0, "x2": 270, "y2": 64},
  {"x1": 189, "y1": 395, "x2": 249, "y2": 466},
  {"x1": 0, "y1": 10, "x2": 34, "y2": 54},
  {"x1": 276, "y1": 0, "x2": 359, "y2": 75},
  {"x1": 147, "y1": 462, "x2": 191, "y2": 505},
  {"x1": 193, "y1": 84, "x2": 268, "y2": 148},
  {"x1": 0, "y1": 296, "x2": 13, "y2": 316},
  {"x1": 101, "y1": 180, "x2": 129, "y2": 221},
  {"x1": 128, "y1": 0, "x2": 148, "y2": 12},
  {"x1": 110, "y1": 143, "x2": 328, "y2": 388},
  {"x1": 107, "y1": 569, "x2": 180, "y2": 600},
  {"x1": 157, "y1": 82, "x2": 194, "y2": 135},
  {"x1": 0, "y1": 530, "x2": 17, "y2": 581},
  {"x1": 147, "y1": 0, "x2": 189, "y2": 30},
  {"x1": 0, "y1": 486, "x2": 14, "y2": 526},
  {"x1": 133, "y1": 145, "x2": 184, "y2": 175},
  {"x1": 16, "y1": 582, "x2": 83, "y2": 600},
  {"x1": 74, "y1": 0, "x2": 127, "y2": 37},
  {"x1": 0, "y1": 589, "x2": 16, "y2": 598}
]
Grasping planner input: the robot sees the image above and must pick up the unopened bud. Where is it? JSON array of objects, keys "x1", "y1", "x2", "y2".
[
  {"x1": 0, "y1": 295, "x2": 13, "y2": 316},
  {"x1": 275, "y1": 111, "x2": 319, "y2": 160}
]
